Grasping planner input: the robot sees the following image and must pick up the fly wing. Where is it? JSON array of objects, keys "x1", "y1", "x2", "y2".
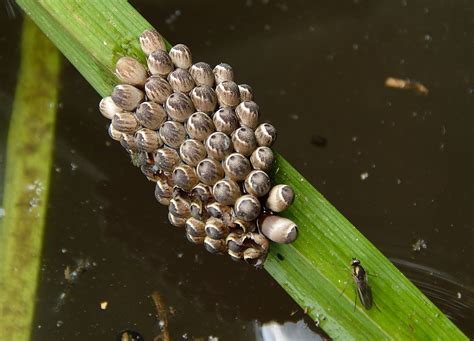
[{"x1": 356, "y1": 278, "x2": 373, "y2": 310}]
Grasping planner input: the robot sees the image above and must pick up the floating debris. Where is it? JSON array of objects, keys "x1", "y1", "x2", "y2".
[
  {"x1": 412, "y1": 239, "x2": 428, "y2": 252},
  {"x1": 100, "y1": 301, "x2": 108, "y2": 310},
  {"x1": 117, "y1": 330, "x2": 144, "y2": 341},
  {"x1": 55, "y1": 258, "x2": 95, "y2": 312},
  {"x1": 151, "y1": 292, "x2": 170, "y2": 341},
  {"x1": 64, "y1": 258, "x2": 94, "y2": 284},
  {"x1": 385, "y1": 77, "x2": 429, "y2": 95},
  {"x1": 360, "y1": 172, "x2": 369, "y2": 181}
]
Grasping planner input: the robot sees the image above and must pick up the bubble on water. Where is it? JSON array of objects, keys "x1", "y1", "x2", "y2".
[{"x1": 360, "y1": 172, "x2": 369, "y2": 180}]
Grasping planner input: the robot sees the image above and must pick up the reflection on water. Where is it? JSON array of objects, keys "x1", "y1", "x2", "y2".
[
  {"x1": 256, "y1": 320, "x2": 322, "y2": 341},
  {"x1": 392, "y1": 258, "x2": 474, "y2": 324}
]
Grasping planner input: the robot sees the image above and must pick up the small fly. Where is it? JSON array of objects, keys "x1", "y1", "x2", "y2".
[{"x1": 350, "y1": 258, "x2": 373, "y2": 310}]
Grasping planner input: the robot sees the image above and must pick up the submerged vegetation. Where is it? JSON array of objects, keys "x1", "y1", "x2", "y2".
[{"x1": 0, "y1": 17, "x2": 60, "y2": 340}]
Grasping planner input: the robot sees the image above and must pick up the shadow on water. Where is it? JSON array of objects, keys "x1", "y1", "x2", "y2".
[{"x1": 0, "y1": 0, "x2": 472, "y2": 339}]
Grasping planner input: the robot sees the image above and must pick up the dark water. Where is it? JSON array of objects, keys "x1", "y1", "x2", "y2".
[{"x1": 1, "y1": 0, "x2": 473, "y2": 339}]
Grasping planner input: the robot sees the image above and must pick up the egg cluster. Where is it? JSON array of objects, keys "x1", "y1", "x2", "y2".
[{"x1": 99, "y1": 29, "x2": 298, "y2": 267}]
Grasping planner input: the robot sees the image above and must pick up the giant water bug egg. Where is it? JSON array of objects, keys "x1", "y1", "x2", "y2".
[
  {"x1": 206, "y1": 202, "x2": 232, "y2": 221},
  {"x1": 169, "y1": 44, "x2": 192, "y2": 69},
  {"x1": 244, "y1": 170, "x2": 271, "y2": 197},
  {"x1": 99, "y1": 96, "x2": 124, "y2": 120},
  {"x1": 139, "y1": 29, "x2": 166, "y2": 55},
  {"x1": 144, "y1": 76, "x2": 173, "y2": 104},
  {"x1": 234, "y1": 194, "x2": 261, "y2": 222},
  {"x1": 204, "y1": 236, "x2": 227, "y2": 254},
  {"x1": 196, "y1": 158, "x2": 224, "y2": 185},
  {"x1": 147, "y1": 49, "x2": 174, "y2": 76},
  {"x1": 232, "y1": 127, "x2": 257, "y2": 157},
  {"x1": 226, "y1": 233, "x2": 244, "y2": 252},
  {"x1": 186, "y1": 233, "x2": 205, "y2": 245},
  {"x1": 135, "y1": 101, "x2": 167, "y2": 130},
  {"x1": 255, "y1": 123, "x2": 277, "y2": 147},
  {"x1": 120, "y1": 134, "x2": 138, "y2": 153},
  {"x1": 112, "y1": 84, "x2": 144, "y2": 111},
  {"x1": 189, "y1": 62, "x2": 214, "y2": 87},
  {"x1": 185, "y1": 217, "x2": 206, "y2": 237},
  {"x1": 168, "y1": 68, "x2": 195, "y2": 93},
  {"x1": 243, "y1": 247, "x2": 265, "y2": 267},
  {"x1": 136, "y1": 128, "x2": 162, "y2": 153},
  {"x1": 155, "y1": 194, "x2": 170, "y2": 206},
  {"x1": 155, "y1": 173, "x2": 173, "y2": 199},
  {"x1": 168, "y1": 212, "x2": 186, "y2": 227},
  {"x1": 228, "y1": 249, "x2": 243, "y2": 262},
  {"x1": 115, "y1": 56, "x2": 148, "y2": 87},
  {"x1": 185, "y1": 112, "x2": 215, "y2": 141},
  {"x1": 159, "y1": 121, "x2": 186, "y2": 149},
  {"x1": 260, "y1": 215, "x2": 298, "y2": 244},
  {"x1": 190, "y1": 199, "x2": 207, "y2": 220},
  {"x1": 205, "y1": 132, "x2": 233, "y2": 161},
  {"x1": 213, "y1": 179, "x2": 241, "y2": 205},
  {"x1": 165, "y1": 92, "x2": 195, "y2": 122},
  {"x1": 216, "y1": 81, "x2": 240, "y2": 108},
  {"x1": 250, "y1": 146, "x2": 274, "y2": 172},
  {"x1": 179, "y1": 139, "x2": 206, "y2": 166},
  {"x1": 172, "y1": 164, "x2": 199, "y2": 191},
  {"x1": 108, "y1": 124, "x2": 123, "y2": 141},
  {"x1": 190, "y1": 86, "x2": 217, "y2": 113},
  {"x1": 141, "y1": 163, "x2": 160, "y2": 182},
  {"x1": 191, "y1": 183, "x2": 213, "y2": 203},
  {"x1": 213, "y1": 63, "x2": 234, "y2": 84},
  {"x1": 238, "y1": 84, "x2": 253, "y2": 102},
  {"x1": 266, "y1": 184, "x2": 295, "y2": 212},
  {"x1": 233, "y1": 218, "x2": 256, "y2": 233},
  {"x1": 235, "y1": 101, "x2": 259, "y2": 129},
  {"x1": 112, "y1": 112, "x2": 139, "y2": 134},
  {"x1": 154, "y1": 146, "x2": 181, "y2": 172},
  {"x1": 169, "y1": 195, "x2": 191, "y2": 218},
  {"x1": 205, "y1": 217, "x2": 229, "y2": 240},
  {"x1": 223, "y1": 153, "x2": 251, "y2": 181},
  {"x1": 213, "y1": 107, "x2": 239, "y2": 135}
]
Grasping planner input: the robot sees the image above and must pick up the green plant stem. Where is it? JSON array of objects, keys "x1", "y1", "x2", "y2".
[
  {"x1": 15, "y1": 0, "x2": 466, "y2": 339},
  {"x1": 0, "y1": 17, "x2": 60, "y2": 340}
]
